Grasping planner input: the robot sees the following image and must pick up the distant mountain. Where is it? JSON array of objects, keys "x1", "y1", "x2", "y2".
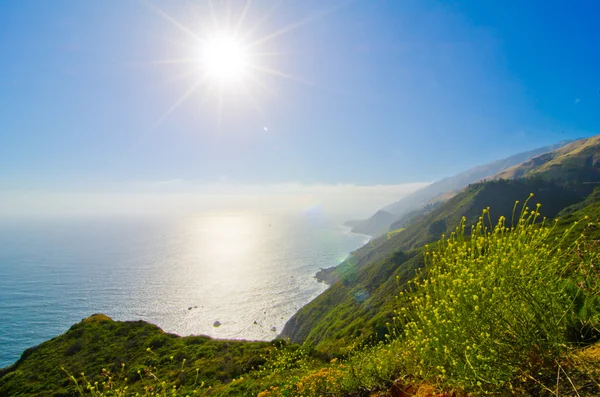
[
  {"x1": 494, "y1": 135, "x2": 600, "y2": 183},
  {"x1": 347, "y1": 140, "x2": 575, "y2": 237},
  {"x1": 343, "y1": 210, "x2": 395, "y2": 236}
]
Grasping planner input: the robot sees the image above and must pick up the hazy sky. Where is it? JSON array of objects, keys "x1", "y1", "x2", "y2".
[{"x1": 1, "y1": 1, "x2": 599, "y2": 215}]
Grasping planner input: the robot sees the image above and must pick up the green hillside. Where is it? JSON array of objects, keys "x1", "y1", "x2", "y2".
[
  {"x1": 282, "y1": 135, "x2": 600, "y2": 351},
  {"x1": 282, "y1": 178, "x2": 591, "y2": 350},
  {"x1": 0, "y1": 314, "x2": 280, "y2": 397},
  {"x1": 345, "y1": 140, "x2": 573, "y2": 237},
  {"x1": 283, "y1": 249, "x2": 425, "y2": 351},
  {"x1": 496, "y1": 135, "x2": 600, "y2": 183}
]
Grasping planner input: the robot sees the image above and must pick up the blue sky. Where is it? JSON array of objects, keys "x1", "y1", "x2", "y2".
[{"x1": 1, "y1": 0, "x2": 599, "y2": 215}]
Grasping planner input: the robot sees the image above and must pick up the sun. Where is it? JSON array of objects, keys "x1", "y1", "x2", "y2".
[
  {"x1": 201, "y1": 35, "x2": 248, "y2": 85},
  {"x1": 145, "y1": 0, "x2": 337, "y2": 125}
]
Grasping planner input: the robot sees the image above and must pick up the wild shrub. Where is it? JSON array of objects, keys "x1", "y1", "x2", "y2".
[{"x1": 397, "y1": 195, "x2": 600, "y2": 393}]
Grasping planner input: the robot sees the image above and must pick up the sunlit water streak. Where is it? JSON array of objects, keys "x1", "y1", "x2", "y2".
[{"x1": 0, "y1": 213, "x2": 369, "y2": 367}]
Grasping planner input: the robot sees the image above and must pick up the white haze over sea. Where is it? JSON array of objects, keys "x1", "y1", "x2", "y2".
[{"x1": 0, "y1": 181, "x2": 430, "y2": 218}]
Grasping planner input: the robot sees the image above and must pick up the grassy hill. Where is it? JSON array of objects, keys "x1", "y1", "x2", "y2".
[
  {"x1": 496, "y1": 134, "x2": 600, "y2": 184},
  {"x1": 0, "y1": 314, "x2": 284, "y2": 397},
  {"x1": 281, "y1": 178, "x2": 591, "y2": 350},
  {"x1": 282, "y1": 249, "x2": 425, "y2": 351},
  {"x1": 342, "y1": 209, "x2": 397, "y2": 237},
  {"x1": 282, "y1": 135, "x2": 600, "y2": 351}
]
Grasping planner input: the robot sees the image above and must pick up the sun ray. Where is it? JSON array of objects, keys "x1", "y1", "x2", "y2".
[
  {"x1": 143, "y1": 31, "x2": 200, "y2": 52},
  {"x1": 240, "y1": 83, "x2": 264, "y2": 115},
  {"x1": 144, "y1": 0, "x2": 346, "y2": 126},
  {"x1": 234, "y1": 0, "x2": 252, "y2": 36},
  {"x1": 143, "y1": 1, "x2": 203, "y2": 43},
  {"x1": 217, "y1": 86, "x2": 224, "y2": 126},
  {"x1": 147, "y1": 58, "x2": 199, "y2": 65},
  {"x1": 154, "y1": 79, "x2": 203, "y2": 128},
  {"x1": 246, "y1": 2, "x2": 349, "y2": 49},
  {"x1": 250, "y1": 51, "x2": 295, "y2": 57},
  {"x1": 248, "y1": 64, "x2": 320, "y2": 88},
  {"x1": 247, "y1": 74, "x2": 276, "y2": 96},
  {"x1": 240, "y1": 1, "x2": 282, "y2": 44},
  {"x1": 150, "y1": 68, "x2": 199, "y2": 90},
  {"x1": 208, "y1": 0, "x2": 221, "y2": 33},
  {"x1": 225, "y1": 0, "x2": 234, "y2": 31}
]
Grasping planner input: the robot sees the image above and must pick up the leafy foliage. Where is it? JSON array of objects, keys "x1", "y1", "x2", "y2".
[{"x1": 397, "y1": 198, "x2": 600, "y2": 393}]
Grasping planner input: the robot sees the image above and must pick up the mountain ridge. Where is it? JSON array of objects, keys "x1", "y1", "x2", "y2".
[{"x1": 347, "y1": 139, "x2": 576, "y2": 237}]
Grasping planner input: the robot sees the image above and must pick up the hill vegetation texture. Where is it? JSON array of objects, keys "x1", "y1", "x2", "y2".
[
  {"x1": 346, "y1": 140, "x2": 573, "y2": 237},
  {"x1": 283, "y1": 135, "x2": 600, "y2": 351}
]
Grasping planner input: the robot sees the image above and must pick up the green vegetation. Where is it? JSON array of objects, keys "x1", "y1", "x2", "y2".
[
  {"x1": 283, "y1": 134, "x2": 600, "y2": 350},
  {"x1": 386, "y1": 227, "x2": 405, "y2": 239},
  {"x1": 397, "y1": 198, "x2": 600, "y2": 393},
  {"x1": 496, "y1": 135, "x2": 600, "y2": 184},
  {"x1": 272, "y1": 199, "x2": 600, "y2": 396},
  {"x1": 0, "y1": 314, "x2": 279, "y2": 396},
  {"x1": 282, "y1": 178, "x2": 591, "y2": 350},
  {"x1": 349, "y1": 139, "x2": 574, "y2": 237}
]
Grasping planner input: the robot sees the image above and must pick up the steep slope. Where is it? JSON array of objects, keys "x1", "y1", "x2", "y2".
[
  {"x1": 388, "y1": 202, "x2": 442, "y2": 231},
  {"x1": 281, "y1": 179, "x2": 591, "y2": 350},
  {"x1": 283, "y1": 249, "x2": 425, "y2": 351},
  {"x1": 381, "y1": 179, "x2": 590, "y2": 252},
  {"x1": 496, "y1": 134, "x2": 600, "y2": 183},
  {"x1": 283, "y1": 137, "x2": 600, "y2": 350},
  {"x1": 347, "y1": 140, "x2": 574, "y2": 237},
  {"x1": 550, "y1": 186, "x2": 600, "y2": 243},
  {"x1": 384, "y1": 139, "x2": 576, "y2": 215}
]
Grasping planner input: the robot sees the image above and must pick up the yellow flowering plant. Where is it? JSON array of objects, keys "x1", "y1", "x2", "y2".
[{"x1": 397, "y1": 197, "x2": 600, "y2": 393}]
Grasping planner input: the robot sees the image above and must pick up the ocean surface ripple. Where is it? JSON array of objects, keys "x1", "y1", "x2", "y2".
[{"x1": 0, "y1": 213, "x2": 369, "y2": 367}]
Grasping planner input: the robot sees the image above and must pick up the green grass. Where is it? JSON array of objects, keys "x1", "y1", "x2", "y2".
[
  {"x1": 386, "y1": 228, "x2": 405, "y2": 239},
  {"x1": 0, "y1": 314, "x2": 284, "y2": 396}
]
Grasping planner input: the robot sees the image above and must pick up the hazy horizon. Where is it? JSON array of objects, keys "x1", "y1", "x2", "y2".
[{"x1": 0, "y1": 181, "x2": 429, "y2": 218}]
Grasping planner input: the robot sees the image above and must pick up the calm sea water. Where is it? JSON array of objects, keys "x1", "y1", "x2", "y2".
[{"x1": 0, "y1": 213, "x2": 369, "y2": 368}]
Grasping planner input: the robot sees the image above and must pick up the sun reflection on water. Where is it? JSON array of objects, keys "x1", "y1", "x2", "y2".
[
  {"x1": 190, "y1": 214, "x2": 262, "y2": 291},
  {"x1": 203, "y1": 215, "x2": 258, "y2": 259}
]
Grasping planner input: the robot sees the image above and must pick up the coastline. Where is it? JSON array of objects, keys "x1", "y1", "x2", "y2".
[
  {"x1": 0, "y1": 216, "x2": 371, "y2": 368},
  {"x1": 314, "y1": 226, "x2": 371, "y2": 286}
]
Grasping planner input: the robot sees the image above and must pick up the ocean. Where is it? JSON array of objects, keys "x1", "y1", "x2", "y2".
[{"x1": 0, "y1": 212, "x2": 369, "y2": 368}]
